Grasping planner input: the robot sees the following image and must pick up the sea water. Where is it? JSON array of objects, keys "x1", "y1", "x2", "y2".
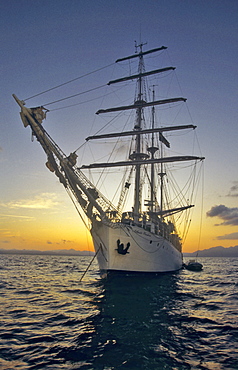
[{"x1": 0, "y1": 254, "x2": 237, "y2": 369}]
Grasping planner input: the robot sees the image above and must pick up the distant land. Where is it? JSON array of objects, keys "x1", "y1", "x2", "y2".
[
  {"x1": 1, "y1": 246, "x2": 238, "y2": 257},
  {"x1": 183, "y1": 245, "x2": 238, "y2": 257},
  {"x1": 0, "y1": 248, "x2": 94, "y2": 256}
]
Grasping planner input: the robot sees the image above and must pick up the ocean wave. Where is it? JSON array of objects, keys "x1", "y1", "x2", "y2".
[{"x1": 0, "y1": 255, "x2": 238, "y2": 369}]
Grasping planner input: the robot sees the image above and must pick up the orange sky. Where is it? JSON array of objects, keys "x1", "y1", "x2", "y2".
[{"x1": 1, "y1": 187, "x2": 237, "y2": 253}]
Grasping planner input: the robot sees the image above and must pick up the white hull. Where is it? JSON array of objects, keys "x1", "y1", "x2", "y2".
[{"x1": 91, "y1": 220, "x2": 183, "y2": 273}]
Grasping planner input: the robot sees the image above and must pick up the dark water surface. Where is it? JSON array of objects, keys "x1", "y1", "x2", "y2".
[{"x1": 0, "y1": 255, "x2": 237, "y2": 369}]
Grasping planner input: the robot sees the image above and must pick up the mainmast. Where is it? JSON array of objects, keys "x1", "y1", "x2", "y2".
[
  {"x1": 92, "y1": 44, "x2": 204, "y2": 223},
  {"x1": 133, "y1": 42, "x2": 147, "y2": 221}
]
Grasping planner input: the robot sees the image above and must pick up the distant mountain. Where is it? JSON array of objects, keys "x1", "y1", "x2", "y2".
[
  {"x1": 2, "y1": 245, "x2": 238, "y2": 258},
  {"x1": 183, "y1": 245, "x2": 238, "y2": 257},
  {"x1": 0, "y1": 248, "x2": 94, "y2": 256}
]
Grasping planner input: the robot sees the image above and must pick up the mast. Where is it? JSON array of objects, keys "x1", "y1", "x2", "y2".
[
  {"x1": 159, "y1": 160, "x2": 166, "y2": 220},
  {"x1": 88, "y1": 43, "x2": 204, "y2": 222},
  {"x1": 147, "y1": 86, "x2": 159, "y2": 214},
  {"x1": 158, "y1": 126, "x2": 166, "y2": 219},
  {"x1": 133, "y1": 42, "x2": 146, "y2": 221},
  {"x1": 95, "y1": 43, "x2": 188, "y2": 223}
]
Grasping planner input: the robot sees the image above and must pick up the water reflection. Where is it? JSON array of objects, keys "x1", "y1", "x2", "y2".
[
  {"x1": 2, "y1": 256, "x2": 236, "y2": 369},
  {"x1": 86, "y1": 272, "x2": 188, "y2": 369}
]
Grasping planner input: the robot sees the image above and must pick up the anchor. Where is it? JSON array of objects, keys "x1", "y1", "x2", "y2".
[{"x1": 116, "y1": 239, "x2": 130, "y2": 255}]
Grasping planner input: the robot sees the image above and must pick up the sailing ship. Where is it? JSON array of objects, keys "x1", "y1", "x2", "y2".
[{"x1": 13, "y1": 43, "x2": 204, "y2": 275}]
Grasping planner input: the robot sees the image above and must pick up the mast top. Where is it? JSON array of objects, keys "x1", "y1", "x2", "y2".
[{"x1": 135, "y1": 41, "x2": 147, "y2": 53}]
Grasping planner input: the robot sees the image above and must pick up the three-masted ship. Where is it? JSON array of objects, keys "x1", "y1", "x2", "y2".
[{"x1": 13, "y1": 43, "x2": 204, "y2": 274}]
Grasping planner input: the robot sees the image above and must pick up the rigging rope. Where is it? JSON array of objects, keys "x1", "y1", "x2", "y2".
[
  {"x1": 65, "y1": 187, "x2": 90, "y2": 231},
  {"x1": 42, "y1": 84, "x2": 107, "y2": 106},
  {"x1": 24, "y1": 62, "x2": 114, "y2": 101},
  {"x1": 49, "y1": 87, "x2": 121, "y2": 111},
  {"x1": 79, "y1": 246, "x2": 102, "y2": 282}
]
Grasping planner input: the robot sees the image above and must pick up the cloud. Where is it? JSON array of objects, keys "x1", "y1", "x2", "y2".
[
  {"x1": 217, "y1": 232, "x2": 238, "y2": 240},
  {"x1": 0, "y1": 214, "x2": 34, "y2": 219},
  {"x1": 227, "y1": 181, "x2": 238, "y2": 197},
  {"x1": 47, "y1": 240, "x2": 73, "y2": 245},
  {"x1": 2, "y1": 193, "x2": 60, "y2": 210},
  {"x1": 207, "y1": 204, "x2": 238, "y2": 226}
]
